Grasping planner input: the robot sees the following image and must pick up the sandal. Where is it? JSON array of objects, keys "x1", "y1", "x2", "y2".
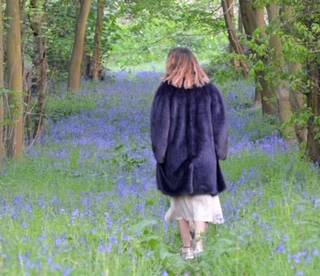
[
  {"x1": 179, "y1": 246, "x2": 194, "y2": 260},
  {"x1": 193, "y1": 247, "x2": 204, "y2": 257}
]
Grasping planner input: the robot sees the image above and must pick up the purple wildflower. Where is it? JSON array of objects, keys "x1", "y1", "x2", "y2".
[
  {"x1": 268, "y1": 200, "x2": 274, "y2": 207},
  {"x1": 97, "y1": 239, "x2": 107, "y2": 253},
  {"x1": 71, "y1": 208, "x2": 79, "y2": 225},
  {"x1": 122, "y1": 235, "x2": 130, "y2": 242},
  {"x1": 281, "y1": 235, "x2": 289, "y2": 242},
  {"x1": 274, "y1": 243, "x2": 286, "y2": 254},
  {"x1": 63, "y1": 267, "x2": 72, "y2": 276},
  {"x1": 13, "y1": 196, "x2": 24, "y2": 206}
]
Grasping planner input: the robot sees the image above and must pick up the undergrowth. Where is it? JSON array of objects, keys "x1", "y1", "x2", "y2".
[{"x1": 0, "y1": 72, "x2": 319, "y2": 275}]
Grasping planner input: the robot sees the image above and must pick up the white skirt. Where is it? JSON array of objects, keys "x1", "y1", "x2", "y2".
[{"x1": 164, "y1": 194, "x2": 224, "y2": 224}]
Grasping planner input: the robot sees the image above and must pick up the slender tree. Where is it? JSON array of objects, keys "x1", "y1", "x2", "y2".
[
  {"x1": 299, "y1": 1, "x2": 320, "y2": 164},
  {"x1": 5, "y1": 0, "x2": 24, "y2": 159},
  {"x1": 305, "y1": 61, "x2": 320, "y2": 164},
  {"x1": 92, "y1": 0, "x2": 106, "y2": 81},
  {"x1": 0, "y1": 3, "x2": 4, "y2": 171},
  {"x1": 68, "y1": 0, "x2": 92, "y2": 93},
  {"x1": 19, "y1": 0, "x2": 33, "y2": 142},
  {"x1": 239, "y1": 0, "x2": 277, "y2": 114},
  {"x1": 266, "y1": 2, "x2": 296, "y2": 140},
  {"x1": 29, "y1": 0, "x2": 49, "y2": 140},
  {"x1": 82, "y1": 36, "x2": 91, "y2": 79},
  {"x1": 221, "y1": 0, "x2": 249, "y2": 78},
  {"x1": 237, "y1": 0, "x2": 243, "y2": 33},
  {"x1": 282, "y1": 5, "x2": 307, "y2": 143}
]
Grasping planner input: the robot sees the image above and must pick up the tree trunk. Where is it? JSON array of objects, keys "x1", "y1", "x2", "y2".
[
  {"x1": 237, "y1": 0, "x2": 243, "y2": 33},
  {"x1": 0, "y1": 4, "x2": 4, "y2": 172},
  {"x1": 24, "y1": 72, "x2": 33, "y2": 141},
  {"x1": 221, "y1": 0, "x2": 249, "y2": 78},
  {"x1": 239, "y1": 0, "x2": 265, "y2": 37},
  {"x1": 283, "y1": 5, "x2": 307, "y2": 143},
  {"x1": 68, "y1": 0, "x2": 92, "y2": 93},
  {"x1": 82, "y1": 36, "x2": 91, "y2": 80},
  {"x1": 29, "y1": 0, "x2": 49, "y2": 140},
  {"x1": 92, "y1": 0, "x2": 105, "y2": 81},
  {"x1": 302, "y1": 1, "x2": 320, "y2": 164},
  {"x1": 306, "y1": 63, "x2": 320, "y2": 164},
  {"x1": 267, "y1": 3, "x2": 296, "y2": 141},
  {"x1": 5, "y1": 0, "x2": 24, "y2": 159},
  {"x1": 239, "y1": 0, "x2": 277, "y2": 115}
]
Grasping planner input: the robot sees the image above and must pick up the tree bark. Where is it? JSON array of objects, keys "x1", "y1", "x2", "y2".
[
  {"x1": 29, "y1": 0, "x2": 49, "y2": 140},
  {"x1": 82, "y1": 37, "x2": 92, "y2": 80},
  {"x1": 267, "y1": 3, "x2": 296, "y2": 140},
  {"x1": 239, "y1": 0, "x2": 265, "y2": 37},
  {"x1": 237, "y1": 2, "x2": 243, "y2": 34},
  {"x1": 239, "y1": 0, "x2": 277, "y2": 114},
  {"x1": 302, "y1": 1, "x2": 320, "y2": 164},
  {"x1": 306, "y1": 63, "x2": 320, "y2": 164},
  {"x1": 68, "y1": 0, "x2": 92, "y2": 93},
  {"x1": 23, "y1": 71, "x2": 32, "y2": 141},
  {"x1": 221, "y1": 0, "x2": 249, "y2": 78},
  {"x1": 0, "y1": 3, "x2": 4, "y2": 172},
  {"x1": 92, "y1": 0, "x2": 105, "y2": 81},
  {"x1": 5, "y1": 0, "x2": 24, "y2": 159},
  {"x1": 283, "y1": 5, "x2": 307, "y2": 143}
]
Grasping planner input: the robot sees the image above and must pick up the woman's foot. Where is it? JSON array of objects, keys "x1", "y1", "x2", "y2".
[
  {"x1": 179, "y1": 246, "x2": 194, "y2": 260},
  {"x1": 193, "y1": 247, "x2": 204, "y2": 257}
]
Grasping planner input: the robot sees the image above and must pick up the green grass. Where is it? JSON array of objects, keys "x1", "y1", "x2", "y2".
[
  {"x1": 0, "y1": 75, "x2": 319, "y2": 275},
  {"x1": 1, "y1": 146, "x2": 319, "y2": 275}
]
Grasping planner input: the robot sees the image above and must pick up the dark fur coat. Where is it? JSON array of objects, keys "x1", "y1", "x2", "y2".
[{"x1": 151, "y1": 81, "x2": 228, "y2": 197}]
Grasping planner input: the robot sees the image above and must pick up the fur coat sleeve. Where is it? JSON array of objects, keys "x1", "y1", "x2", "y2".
[
  {"x1": 150, "y1": 83, "x2": 172, "y2": 163},
  {"x1": 209, "y1": 83, "x2": 228, "y2": 160}
]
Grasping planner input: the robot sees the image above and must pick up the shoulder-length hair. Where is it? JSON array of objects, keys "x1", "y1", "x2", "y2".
[{"x1": 161, "y1": 47, "x2": 210, "y2": 89}]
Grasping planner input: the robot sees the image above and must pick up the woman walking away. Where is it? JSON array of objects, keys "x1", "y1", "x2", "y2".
[{"x1": 150, "y1": 47, "x2": 228, "y2": 260}]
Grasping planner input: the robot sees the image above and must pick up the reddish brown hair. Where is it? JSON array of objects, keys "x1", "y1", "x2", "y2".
[{"x1": 161, "y1": 47, "x2": 209, "y2": 89}]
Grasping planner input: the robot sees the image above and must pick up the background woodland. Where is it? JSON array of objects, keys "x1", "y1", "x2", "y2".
[{"x1": 0, "y1": 1, "x2": 320, "y2": 275}]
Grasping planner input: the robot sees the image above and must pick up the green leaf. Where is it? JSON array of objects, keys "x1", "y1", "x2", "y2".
[{"x1": 130, "y1": 219, "x2": 157, "y2": 234}]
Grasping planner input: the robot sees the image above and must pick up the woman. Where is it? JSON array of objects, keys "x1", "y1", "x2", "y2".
[{"x1": 150, "y1": 47, "x2": 228, "y2": 259}]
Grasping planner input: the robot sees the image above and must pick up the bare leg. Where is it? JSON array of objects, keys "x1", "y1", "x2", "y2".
[
  {"x1": 178, "y1": 219, "x2": 194, "y2": 259},
  {"x1": 194, "y1": 221, "x2": 207, "y2": 251},
  {"x1": 178, "y1": 219, "x2": 191, "y2": 247}
]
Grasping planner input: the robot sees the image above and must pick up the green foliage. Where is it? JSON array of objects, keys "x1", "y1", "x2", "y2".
[
  {"x1": 18, "y1": 0, "x2": 230, "y2": 80},
  {"x1": 1, "y1": 75, "x2": 320, "y2": 275},
  {"x1": 86, "y1": 1, "x2": 122, "y2": 59},
  {"x1": 285, "y1": 107, "x2": 312, "y2": 128},
  {"x1": 46, "y1": 92, "x2": 99, "y2": 122},
  {"x1": 283, "y1": 107, "x2": 320, "y2": 141},
  {"x1": 108, "y1": 0, "x2": 226, "y2": 69},
  {"x1": 108, "y1": 141, "x2": 147, "y2": 172},
  {"x1": 1, "y1": 132, "x2": 320, "y2": 275},
  {"x1": 246, "y1": 112, "x2": 279, "y2": 141},
  {"x1": 26, "y1": 1, "x2": 76, "y2": 73},
  {"x1": 23, "y1": 0, "x2": 123, "y2": 79},
  {"x1": 218, "y1": 79, "x2": 280, "y2": 142},
  {"x1": 231, "y1": 0, "x2": 320, "y2": 145},
  {"x1": 0, "y1": 88, "x2": 27, "y2": 128},
  {"x1": 202, "y1": 51, "x2": 249, "y2": 83}
]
